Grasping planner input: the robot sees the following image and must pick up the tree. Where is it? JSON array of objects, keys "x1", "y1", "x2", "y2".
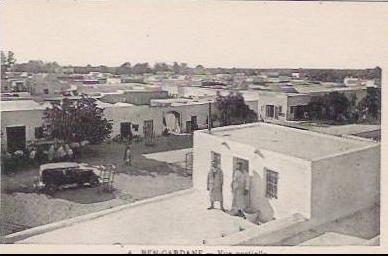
[
  {"x1": 194, "y1": 65, "x2": 206, "y2": 75},
  {"x1": 348, "y1": 94, "x2": 359, "y2": 122},
  {"x1": 215, "y1": 92, "x2": 257, "y2": 126},
  {"x1": 306, "y1": 92, "x2": 351, "y2": 123},
  {"x1": 7, "y1": 51, "x2": 16, "y2": 66},
  {"x1": 171, "y1": 62, "x2": 190, "y2": 74},
  {"x1": 153, "y1": 62, "x2": 170, "y2": 73},
  {"x1": 132, "y1": 63, "x2": 151, "y2": 74},
  {"x1": 1, "y1": 50, "x2": 16, "y2": 78},
  {"x1": 0, "y1": 51, "x2": 6, "y2": 65},
  {"x1": 374, "y1": 66, "x2": 382, "y2": 87},
  {"x1": 116, "y1": 62, "x2": 132, "y2": 75},
  {"x1": 357, "y1": 87, "x2": 381, "y2": 122},
  {"x1": 1, "y1": 51, "x2": 7, "y2": 79},
  {"x1": 180, "y1": 62, "x2": 189, "y2": 74},
  {"x1": 306, "y1": 97, "x2": 326, "y2": 121},
  {"x1": 324, "y1": 92, "x2": 350, "y2": 121},
  {"x1": 43, "y1": 96, "x2": 113, "y2": 144},
  {"x1": 172, "y1": 62, "x2": 181, "y2": 74}
]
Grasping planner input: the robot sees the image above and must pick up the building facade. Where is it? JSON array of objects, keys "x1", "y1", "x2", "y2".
[
  {"x1": 1, "y1": 100, "x2": 48, "y2": 152},
  {"x1": 257, "y1": 87, "x2": 368, "y2": 122},
  {"x1": 193, "y1": 123, "x2": 380, "y2": 223}
]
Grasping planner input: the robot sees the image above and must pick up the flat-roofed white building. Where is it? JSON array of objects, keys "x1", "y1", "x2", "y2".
[
  {"x1": 151, "y1": 98, "x2": 215, "y2": 134},
  {"x1": 193, "y1": 122, "x2": 380, "y2": 223},
  {"x1": 1, "y1": 100, "x2": 50, "y2": 152},
  {"x1": 151, "y1": 96, "x2": 259, "y2": 134},
  {"x1": 96, "y1": 100, "x2": 164, "y2": 139},
  {"x1": 257, "y1": 91, "x2": 311, "y2": 121},
  {"x1": 77, "y1": 83, "x2": 169, "y2": 105},
  {"x1": 98, "y1": 98, "x2": 213, "y2": 139},
  {"x1": 257, "y1": 86, "x2": 368, "y2": 122}
]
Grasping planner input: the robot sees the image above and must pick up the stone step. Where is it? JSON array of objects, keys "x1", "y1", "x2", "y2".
[{"x1": 206, "y1": 213, "x2": 308, "y2": 246}]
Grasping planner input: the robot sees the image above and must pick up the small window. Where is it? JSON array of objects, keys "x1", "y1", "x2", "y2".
[
  {"x1": 266, "y1": 169, "x2": 279, "y2": 199},
  {"x1": 211, "y1": 151, "x2": 221, "y2": 169},
  {"x1": 132, "y1": 124, "x2": 139, "y2": 132},
  {"x1": 35, "y1": 127, "x2": 44, "y2": 139},
  {"x1": 43, "y1": 89, "x2": 49, "y2": 94}
]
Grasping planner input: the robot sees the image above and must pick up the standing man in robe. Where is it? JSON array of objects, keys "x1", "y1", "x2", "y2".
[
  {"x1": 56, "y1": 143, "x2": 67, "y2": 161},
  {"x1": 123, "y1": 144, "x2": 132, "y2": 166},
  {"x1": 231, "y1": 162, "x2": 250, "y2": 218},
  {"x1": 207, "y1": 161, "x2": 225, "y2": 212},
  {"x1": 47, "y1": 144, "x2": 56, "y2": 163}
]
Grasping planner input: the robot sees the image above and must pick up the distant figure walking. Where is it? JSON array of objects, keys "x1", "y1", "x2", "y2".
[
  {"x1": 65, "y1": 144, "x2": 74, "y2": 161},
  {"x1": 70, "y1": 142, "x2": 81, "y2": 159},
  {"x1": 29, "y1": 146, "x2": 37, "y2": 166},
  {"x1": 123, "y1": 145, "x2": 132, "y2": 166},
  {"x1": 207, "y1": 164, "x2": 225, "y2": 212},
  {"x1": 303, "y1": 111, "x2": 309, "y2": 120}
]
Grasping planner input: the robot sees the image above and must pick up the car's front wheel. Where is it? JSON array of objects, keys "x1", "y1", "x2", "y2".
[
  {"x1": 90, "y1": 177, "x2": 100, "y2": 187},
  {"x1": 46, "y1": 184, "x2": 58, "y2": 195}
]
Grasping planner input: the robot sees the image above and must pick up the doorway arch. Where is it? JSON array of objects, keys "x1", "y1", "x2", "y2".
[{"x1": 163, "y1": 111, "x2": 181, "y2": 134}]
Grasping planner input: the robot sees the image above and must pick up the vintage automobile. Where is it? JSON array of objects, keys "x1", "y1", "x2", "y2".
[{"x1": 34, "y1": 162, "x2": 103, "y2": 194}]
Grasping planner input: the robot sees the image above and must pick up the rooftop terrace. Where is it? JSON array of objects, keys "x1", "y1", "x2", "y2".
[
  {"x1": 209, "y1": 123, "x2": 376, "y2": 161},
  {"x1": 0, "y1": 100, "x2": 50, "y2": 112},
  {"x1": 13, "y1": 191, "x2": 256, "y2": 245}
]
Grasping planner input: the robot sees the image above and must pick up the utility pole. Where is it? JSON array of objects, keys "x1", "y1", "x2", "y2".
[{"x1": 208, "y1": 101, "x2": 212, "y2": 134}]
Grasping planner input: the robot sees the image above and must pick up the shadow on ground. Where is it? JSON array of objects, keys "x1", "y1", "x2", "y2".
[{"x1": 51, "y1": 187, "x2": 116, "y2": 204}]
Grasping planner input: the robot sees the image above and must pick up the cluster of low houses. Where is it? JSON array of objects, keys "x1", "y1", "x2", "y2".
[
  {"x1": 0, "y1": 75, "x2": 380, "y2": 153},
  {"x1": 0, "y1": 73, "x2": 381, "y2": 244}
]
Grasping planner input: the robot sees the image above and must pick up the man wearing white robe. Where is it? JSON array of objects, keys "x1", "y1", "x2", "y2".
[
  {"x1": 231, "y1": 162, "x2": 250, "y2": 218},
  {"x1": 207, "y1": 162, "x2": 225, "y2": 212}
]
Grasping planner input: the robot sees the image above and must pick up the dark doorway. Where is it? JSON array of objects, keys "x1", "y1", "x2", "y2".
[
  {"x1": 143, "y1": 120, "x2": 154, "y2": 145},
  {"x1": 191, "y1": 116, "x2": 198, "y2": 130},
  {"x1": 186, "y1": 121, "x2": 193, "y2": 133},
  {"x1": 6, "y1": 126, "x2": 26, "y2": 152},
  {"x1": 120, "y1": 122, "x2": 133, "y2": 139},
  {"x1": 35, "y1": 127, "x2": 44, "y2": 139},
  {"x1": 265, "y1": 105, "x2": 275, "y2": 118},
  {"x1": 233, "y1": 157, "x2": 249, "y2": 174},
  {"x1": 290, "y1": 106, "x2": 307, "y2": 120}
]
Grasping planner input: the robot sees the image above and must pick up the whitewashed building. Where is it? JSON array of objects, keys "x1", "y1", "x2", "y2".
[
  {"x1": 1, "y1": 100, "x2": 49, "y2": 152},
  {"x1": 193, "y1": 122, "x2": 380, "y2": 223},
  {"x1": 96, "y1": 101, "x2": 164, "y2": 139},
  {"x1": 257, "y1": 86, "x2": 368, "y2": 122}
]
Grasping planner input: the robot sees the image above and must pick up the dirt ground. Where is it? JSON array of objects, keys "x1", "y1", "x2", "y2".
[{"x1": 1, "y1": 135, "x2": 193, "y2": 236}]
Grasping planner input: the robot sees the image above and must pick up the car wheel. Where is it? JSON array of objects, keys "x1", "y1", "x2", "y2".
[
  {"x1": 90, "y1": 178, "x2": 100, "y2": 187},
  {"x1": 46, "y1": 184, "x2": 58, "y2": 195}
]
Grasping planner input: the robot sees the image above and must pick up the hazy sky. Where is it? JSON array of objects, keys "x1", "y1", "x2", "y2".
[{"x1": 1, "y1": 0, "x2": 387, "y2": 68}]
